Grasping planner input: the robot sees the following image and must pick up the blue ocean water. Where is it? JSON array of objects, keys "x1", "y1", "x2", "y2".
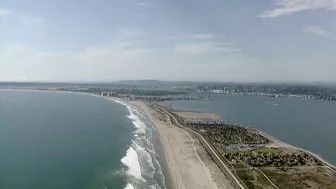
[
  {"x1": 0, "y1": 90, "x2": 166, "y2": 189},
  {"x1": 167, "y1": 95, "x2": 336, "y2": 165}
]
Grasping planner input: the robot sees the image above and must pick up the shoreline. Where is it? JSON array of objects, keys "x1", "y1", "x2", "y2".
[
  {"x1": 128, "y1": 100, "x2": 234, "y2": 189},
  {"x1": 0, "y1": 89, "x2": 174, "y2": 189},
  {"x1": 102, "y1": 96, "x2": 172, "y2": 189},
  {"x1": 3, "y1": 89, "x2": 335, "y2": 181},
  {"x1": 145, "y1": 97, "x2": 336, "y2": 172},
  {"x1": 127, "y1": 99, "x2": 175, "y2": 189},
  {"x1": 258, "y1": 129, "x2": 336, "y2": 171},
  {"x1": 152, "y1": 124, "x2": 175, "y2": 189},
  {"x1": 3, "y1": 89, "x2": 234, "y2": 188}
]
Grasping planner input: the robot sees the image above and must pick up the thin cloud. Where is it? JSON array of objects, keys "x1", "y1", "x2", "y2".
[
  {"x1": 258, "y1": 0, "x2": 336, "y2": 18},
  {"x1": 1, "y1": 41, "x2": 248, "y2": 82},
  {"x1": 167, "y1": 36, "x2": 180, "y2": 40},
  {"x1": 173, "y1": 42, "x2": 242, "y2": 54},
  {"x1": 16, "y1": 76, "x2": 28, "y2": 81},
  {"x1": 303, "y1": 26, "x2": 333, "y2": 36},
  {"x1": 119, "y1": 28, "x2": 147, "y2": 38},
  {"x1": 0, "y1": 8, "x2": 45, "y2": 28},
  {"x1": 190, "y1": 33, "x2": 216, "y2": 39},
  {"x1": 136, "y1": 2, "x2": 147, "y2": 6},
  {"x1": 16, "y1": 13, "x2": 45, "y2": 26},
  {"x1": 0, "y1": 8, "x2": 12, "y2": 17},
  {"x1": 135, "y1": 0, "x2": 147, "y2": 6}
]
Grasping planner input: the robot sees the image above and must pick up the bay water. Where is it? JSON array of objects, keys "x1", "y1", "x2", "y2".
[
  {"x1": 0, "y1": 90, "x2": 166, "y2": 189},
  {"x1": 167, "y1": 95, "x2": 336, "y2": 165}
]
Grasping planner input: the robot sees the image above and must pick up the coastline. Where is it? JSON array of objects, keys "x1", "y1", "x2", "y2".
[
  {"x1": 93, "y1": 95, "x2": 175, "y2": 189},
  {"x1": 79, "y1": 93, "x2": 235, "y2": 189},
  {"x1": 4, "y1": 89, "x2": 335, "y2": 186},
  {"x1": 128, "y1": 100, "x2": 182, "y2": 189},
  {"x1": 152, "y1": 125, "x2": 175, "y2": 189},
  {"x1": 102, "y1": 96, "x2": 170, "y2": 189},
  {"x1": 258, "y1": 129, "x2": 336, "y2": 171},
  {"x1": 0, "y1": 89, "x2": 173, "y2": 189},
  {"x1": 125, "y1": 98, "x2": 175, "y2": 189},
  {"x1": 128, "y1": 100, "x2": 235, "y2": 189}
]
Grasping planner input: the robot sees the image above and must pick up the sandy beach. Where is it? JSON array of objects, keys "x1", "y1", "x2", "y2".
[{"x1": 129, "y1": 100, "x2": 234, "y2": 189}]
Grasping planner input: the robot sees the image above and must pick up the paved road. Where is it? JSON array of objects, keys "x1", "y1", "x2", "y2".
[{"x1": 152, "y1": 103, "x2": 246, "y2": 189}]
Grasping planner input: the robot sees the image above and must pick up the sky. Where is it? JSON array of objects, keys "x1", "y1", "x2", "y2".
[{"x1": 1, "y1": 0, "x2": 336, "y2": 82}]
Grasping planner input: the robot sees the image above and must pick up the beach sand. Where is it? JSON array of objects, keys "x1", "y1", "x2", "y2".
[{"x1": 129, "y1": 100, "x2": 234, "y2": 189}]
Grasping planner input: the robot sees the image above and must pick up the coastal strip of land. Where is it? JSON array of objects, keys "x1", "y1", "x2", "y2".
[
  {"x1": 173, "y1": 110, "x2": 222, "y2": 120},
  {"x1": 182, "y1": 118, "x2": 336, "y2": 189},
  {"x1": 128, "y1": 100, "x2": 235, "y2": 189},
  {"x1": 258, "y1": 129, "x2": 336, "y2": 172},
  {"x1": 130, "y1": 99, "x2": 336, "y2": 189}
]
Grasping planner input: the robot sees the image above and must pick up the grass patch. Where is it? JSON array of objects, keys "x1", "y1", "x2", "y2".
[
  {"x1": 235, "y1": 169, "x2": 275, "y2": 189},
  {"x1": 256, "y1": 169, "x2": 277, "y2": 189},
  {"x1": 260, "y1": 167, "x2": 336, "y2": 189},
  {"x1": 252, "y1": 147, "x2": 279, "y2": 154},
  {"x1": 233, "y1": 162, "x2": 247, "y2": 169},
  {"x1": 236, "y1": 170, "x2": 257, "y2": 189},
  {"x1": 223, "y1": 149, "x2": 238, "y2": 154},
  {"x1": 224, "y1": 149, "x2": 250, "y2": 154},
  {"x1": 224, "y1": 147, "x2": 279, "y2": 155}
]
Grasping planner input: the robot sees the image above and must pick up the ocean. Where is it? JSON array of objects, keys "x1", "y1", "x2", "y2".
[
  {"x1": 0, "y1": 90, "x2": 166, "y2": 189},
  {"x1": 166, "y1": 95, "x2": 336, "y2": 165}
]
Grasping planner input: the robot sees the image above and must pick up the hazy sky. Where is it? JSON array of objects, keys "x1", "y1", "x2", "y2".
[{"x1": 1, "y1": 0, "x2": 336, "y2": 82}]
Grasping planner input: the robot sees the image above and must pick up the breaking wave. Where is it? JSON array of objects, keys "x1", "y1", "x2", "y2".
[
  {"x1": 121, "y1": 146, "x2": 146, "y2": 182},
  {"x1": 124, "y1": 183, "x2": 135, "y2": 189},
  {"x1": 110, "y1": 98, "x2": 166, "y2": 189}
]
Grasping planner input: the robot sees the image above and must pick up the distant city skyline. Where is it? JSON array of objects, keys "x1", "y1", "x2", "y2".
[{"x1": 1, "y1": 0, "x2": 336, "y2": 82}]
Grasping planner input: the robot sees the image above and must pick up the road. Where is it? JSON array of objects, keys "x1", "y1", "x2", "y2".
[{"x1": 151, "y1": 103, "x2": 246, "y2": 189}]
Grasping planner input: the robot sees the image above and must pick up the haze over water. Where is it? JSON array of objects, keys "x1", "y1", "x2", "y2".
[{"x1": 168, "y1": 95, "x2": 336, "y2": 165}]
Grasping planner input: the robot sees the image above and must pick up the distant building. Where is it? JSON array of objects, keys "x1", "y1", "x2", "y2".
[{"x1": 212, "y1": 90, "x2": 224, "y2": 94}]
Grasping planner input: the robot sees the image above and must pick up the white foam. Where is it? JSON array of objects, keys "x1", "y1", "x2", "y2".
[
  {"x1": 121, "y1": 146, "x2": 146, "y2": 182},
  {"x1": 124, "y1": 183, "x2": 135, "y2": 189},
  {"x1": 104, "y1": 97, "x2": 164, "y2": 189},
  {"x1": 126, "y1": 107, "x2": 146, "y2": 134},
  {"x1": 110, "y1": 98, "x2": 129, "y2": 107},
  {"x1": 132, "y1": 108, "x2": 141, "y2": 116},
  {"x1": 132, "y1": 140, "x2": 145, "y2": 151},
  {"x1": 91, "y1": 98, "x2": 147, "y2": 135},
  {"x1": 109, "y1": 98, "x2": 147, "y2": 134},
  {"x1": 131, "y1": 141, "x2": 157, "y2": 182}
]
